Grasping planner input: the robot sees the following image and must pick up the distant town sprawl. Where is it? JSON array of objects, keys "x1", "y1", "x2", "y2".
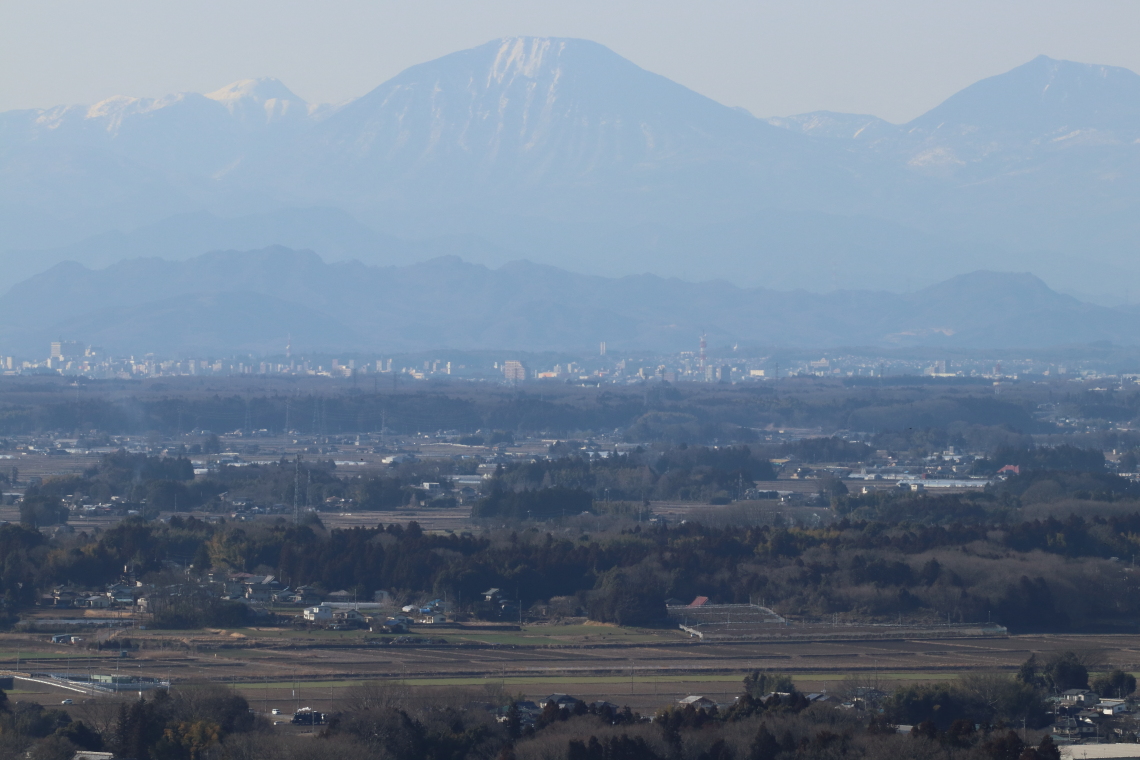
[{"x1": 6, "y1": 338, "x2": 1137, "y2": 381}]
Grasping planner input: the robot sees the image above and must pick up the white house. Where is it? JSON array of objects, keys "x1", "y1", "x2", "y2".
[
  {"x1": 1099, "y1": 698, "x2": 1129, "y2": 715},
  {"x1": 303, "y1": 604, "x2": 333, "y2": 623}
]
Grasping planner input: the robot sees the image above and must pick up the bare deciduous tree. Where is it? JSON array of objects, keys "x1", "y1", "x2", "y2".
[{"x1": 341, "y1": 679, "x2": 412, "y2": 714}]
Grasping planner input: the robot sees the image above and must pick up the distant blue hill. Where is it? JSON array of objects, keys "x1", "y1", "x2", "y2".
[{"x1": 1, "y1": 247, "x2": 1135, "y2": 355}]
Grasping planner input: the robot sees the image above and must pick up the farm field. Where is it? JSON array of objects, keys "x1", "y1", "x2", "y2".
[{"x1": 5, "y1": 624, "x2": 1140, "y2": 717}]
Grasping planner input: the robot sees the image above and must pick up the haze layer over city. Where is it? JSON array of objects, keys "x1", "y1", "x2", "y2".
[{"x1": 5, "y1": 4, "x2": 1140, "y2": 760}]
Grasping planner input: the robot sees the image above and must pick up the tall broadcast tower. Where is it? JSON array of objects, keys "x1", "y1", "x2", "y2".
[{"x1": 699, "y1": 333, "x2": 707, "y2": 370}]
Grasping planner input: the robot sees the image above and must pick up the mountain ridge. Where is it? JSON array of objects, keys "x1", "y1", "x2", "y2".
[
  {"x1": 1, "y1": 247, "x2": 1135, "y2": 355},
  {"x1": 5, "y1": 41, "x2": 1140, "y2": 299}
]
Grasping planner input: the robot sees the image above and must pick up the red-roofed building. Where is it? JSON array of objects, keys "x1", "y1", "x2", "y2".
[
  {"x1": 688, "y1": 596, "x2": 709, "y2": 607},
  {"x1": 997, "y1": 465, "x2": 1020, "y2": 475}
]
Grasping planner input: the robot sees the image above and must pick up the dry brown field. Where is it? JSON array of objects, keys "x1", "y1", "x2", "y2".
[{"x1": 5, "y1": 623, "x2": 1140, "y2": 718}]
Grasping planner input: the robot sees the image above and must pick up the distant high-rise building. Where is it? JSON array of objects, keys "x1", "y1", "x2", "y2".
[
  {"x1": 502, "y1": 360, "x2": 528, "y2": 382},
  {"x1": 50, "y1": 340, "x2": 84, "y2": 360},
  {"x1": 599, "y1": 341, "x2": 606, "y2": 356}
]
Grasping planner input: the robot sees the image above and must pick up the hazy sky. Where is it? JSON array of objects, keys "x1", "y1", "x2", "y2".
[{"x1": 3, "y1": 0, "x2": 1140, "y2": 123}]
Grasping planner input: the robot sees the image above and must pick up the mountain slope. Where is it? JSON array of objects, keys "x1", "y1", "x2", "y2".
[
  {"x1": 251, "y1": 37, "x2": 852, "y2": 225},
  {"x1": 6, "y1": 204, "x2": 998, "y2": 294},
  {"x1": 766, "y1": 111, "x2": 898, "y2": 142},
  {"x1": 908, "y1": 55, "x2": 1140, "y2": 144},
  {"x1": 5, "y1": 44, "x2": 1140, "y2": 298},
  {"x1": 47, "y1": 291, "x2": 359, "y2": 355},
  {"x1": 766, "y1": 55, "x2": 1140, "y2": 259},
  {"x1": 0, "y1": 77, "x2": 327, "y2": 249}
]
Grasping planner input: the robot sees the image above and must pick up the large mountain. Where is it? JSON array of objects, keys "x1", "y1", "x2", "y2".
[
  {"x1": 4, "y1": 40, "x2": 1140, "y2": 299},
  {"x1": 246, "y1": 38, "x2": 854, "y2": 228},
  {"x1": 1, "y1": 247, "x2": 1135, "y2": 355},
  {"x1": 769, "y1": 56, "x2": 1140, "y2": 257}
]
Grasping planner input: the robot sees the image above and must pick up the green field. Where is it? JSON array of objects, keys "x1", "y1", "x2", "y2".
[
  {"x1": 0, "y1": 651, "x2": 96, "y2": 661},
  {"x1": 216, "y1": 624, "x2": 684, "y2": 648},
  {"x1": 236, "y1": 680, "x2": 357, "y2": 690},
  {"x1": 441, "y1": 625, "x2": 685, "y2": 646},
  {"x1": 233, "y1": 671, "x2": 959, "y2": 691}
]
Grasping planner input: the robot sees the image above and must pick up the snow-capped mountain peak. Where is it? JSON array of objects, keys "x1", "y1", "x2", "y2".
[
  {"x1": 488, "y1": 37, "x2": 563, "y2": 83},
  {"x1": 304, "y1": 35, "x2": 773, "y2": 194},
  {"x1": 205, "y1": 77, "x2": 302, "y2": 105},
  {"x1": 908, "y1": 54, "x2": 1140, "y2": 137},
  {"x1": 205, "y1": 77, "x2": 310, "y2": 124},
  {"x1": 81, "y1": 92, "x2": 219, "y2": 135},
  {"x1": 7, "y1": 41, "x2": 1140, "y2": 300}
]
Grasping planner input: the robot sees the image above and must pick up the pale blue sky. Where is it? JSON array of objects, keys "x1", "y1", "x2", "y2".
[{"x1": 3, "y1": 0, "x2": 1139, "y2": 122}]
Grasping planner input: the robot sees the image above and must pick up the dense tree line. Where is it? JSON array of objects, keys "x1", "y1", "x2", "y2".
[
  {"x1": 21, "y1": 451, "x2": 464, "y2": 519},
  {"x1": 23, "y1": 450, "x2": 214, "y2": 518},
  {"x1": 972, "y1": 444, "x2": 1107, "y2": 475},
  {"x1": 492, "y1": 445, "x2": 775, "y2": 503},
  {"x1": 24, "y1": 439, "x2": 1136, "y2": 532},
  {"x1": 21, "y1": 443, "x2": 789, "y2": 525},
  {"x1": 777, "y1": 437, "x2": 873, "y2": 464},
  {"x1": 9, "y1": 497, "x2": 1140, "y2": 631},
  {"x1": 13, "y1": 442, "x2": 1140, "y2": 633},
  {"x1": 835, "y1": 466, "x2": 1140, "y2": 526},
  {"x1": 473, "y1": 487, "x2": 594, "y2": 521},
  {"x1": 0, "y1": 682, "x2": 261, "y2": 760},
  {"x1": 0, "y1": 378, "x2": 1062, "y2": 444}
]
